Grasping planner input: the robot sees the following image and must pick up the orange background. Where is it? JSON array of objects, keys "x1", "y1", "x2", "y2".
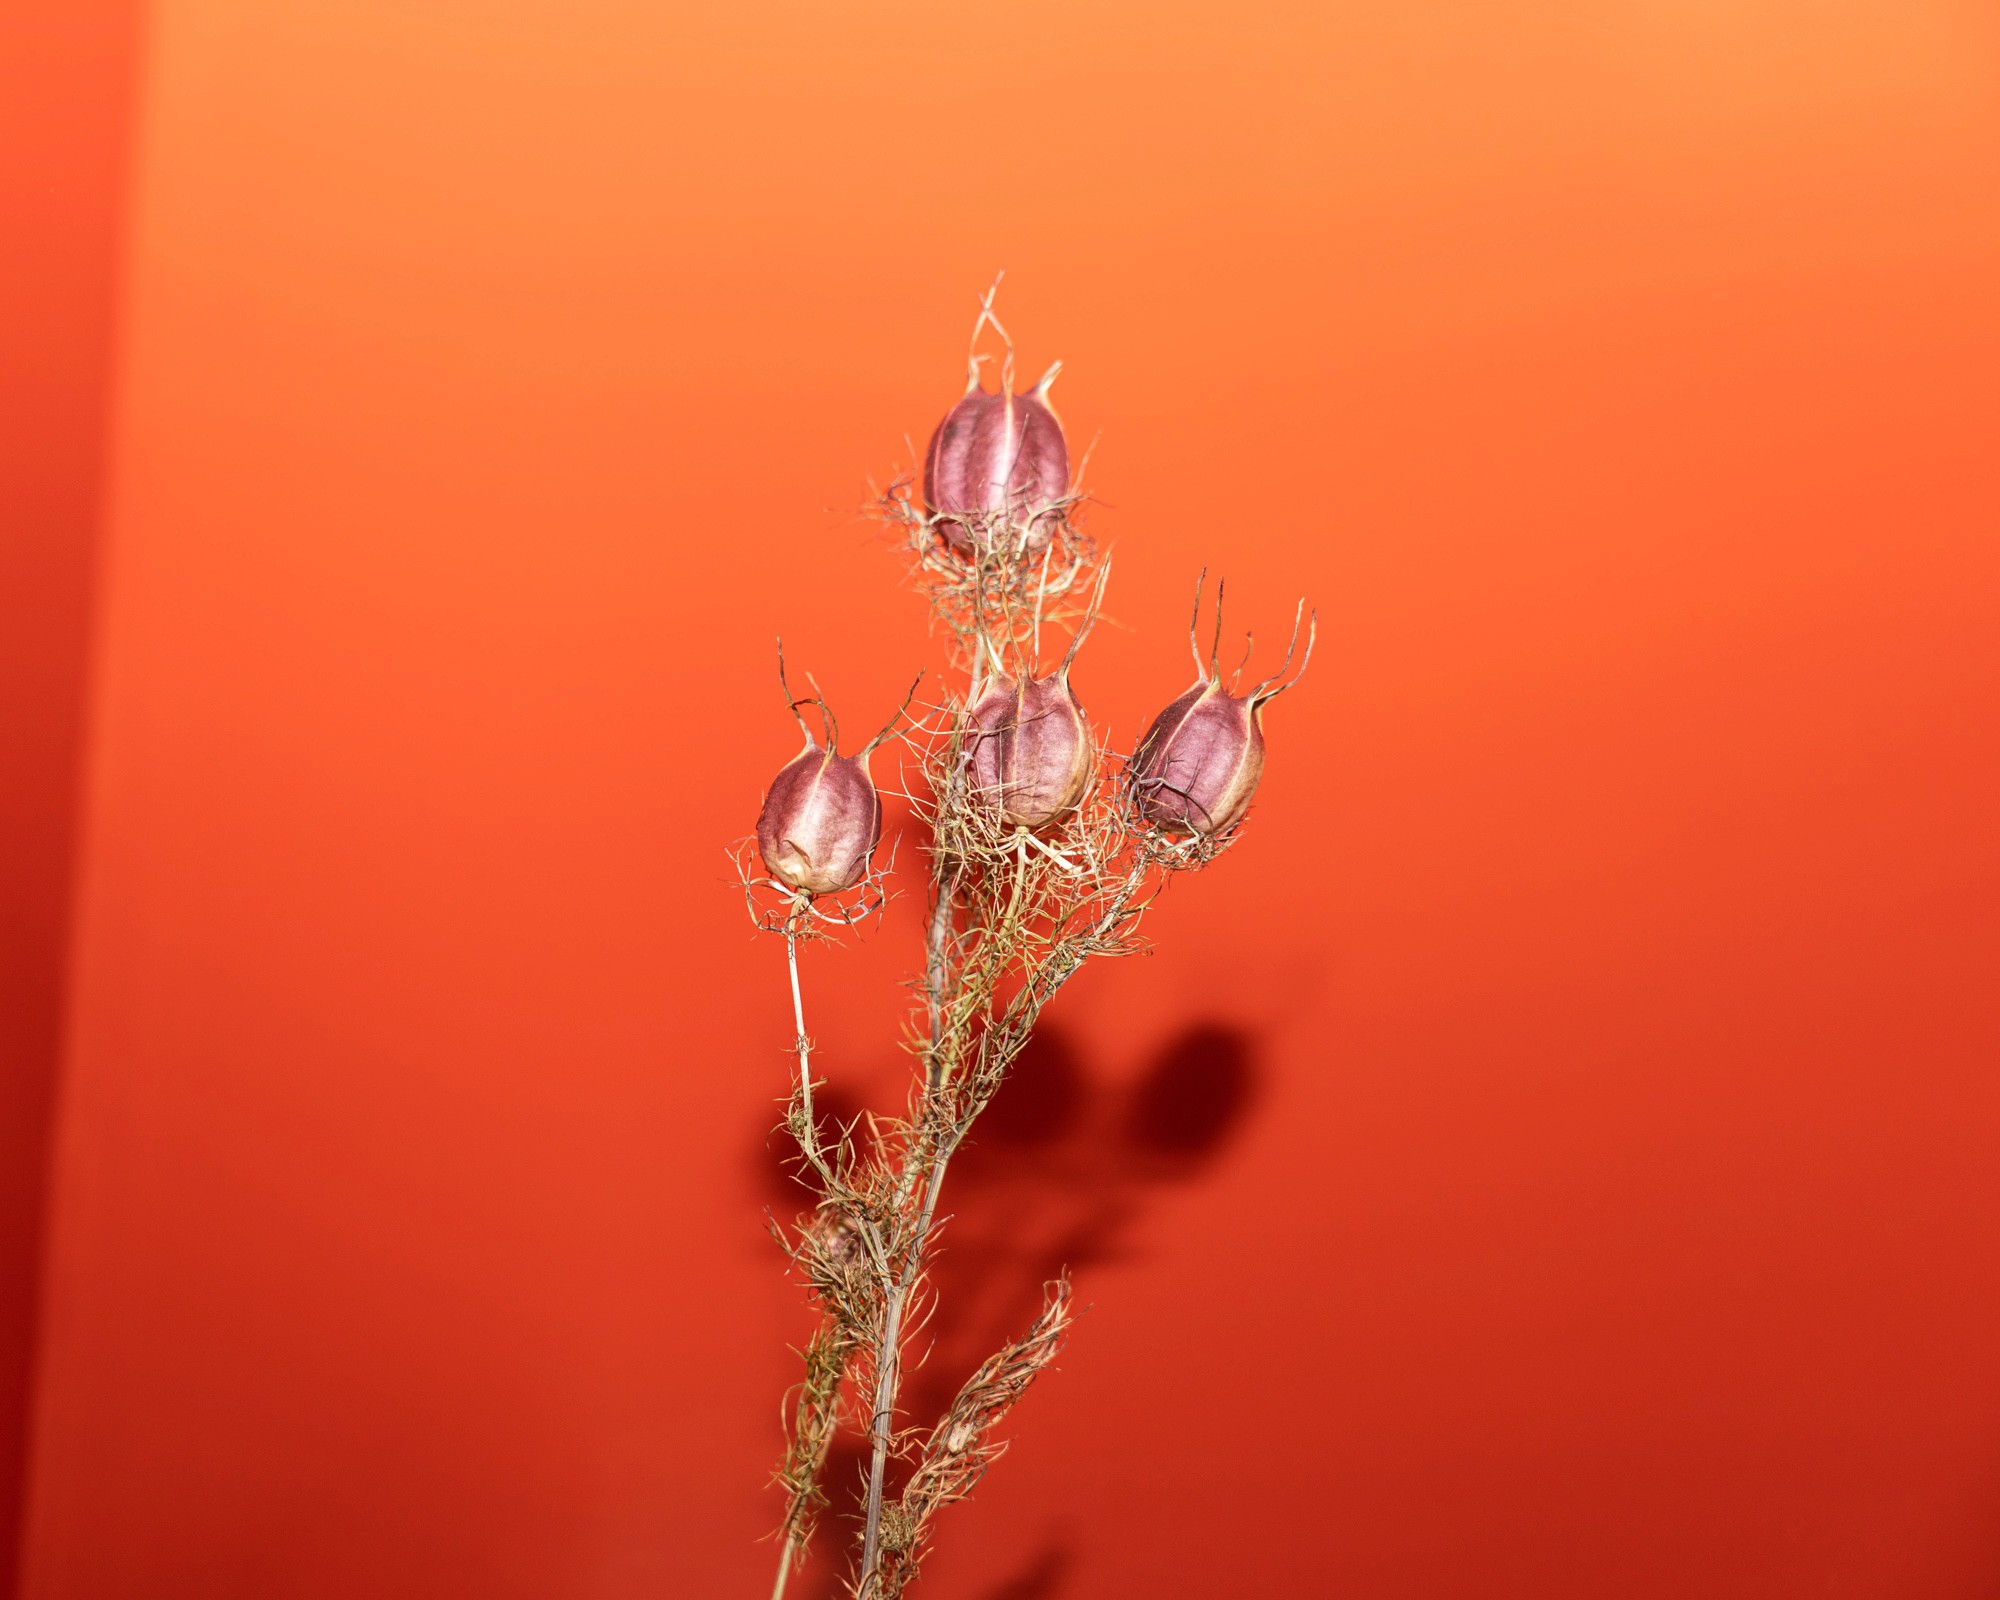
[{"x1": 8, "y1": 2, "x2": 2000, "y2": 1596}]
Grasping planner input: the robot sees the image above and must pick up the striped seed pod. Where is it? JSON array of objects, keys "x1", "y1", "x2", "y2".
[
  {"x1": 1130, "y1": 575, "x2": 1314, "y2": 839},
  {"x1": 967, "y1": 671, "x2": 1094, "y2": 830},
  {"x1": 756, "y1": 652, "x2": 914, "y2": 896},
  {"x1": 923, "y1": 362, "x2": 1070, "y2": 555},
  {"x1": 964, "y1": 563, "x2": 1107, "y2": 831}
]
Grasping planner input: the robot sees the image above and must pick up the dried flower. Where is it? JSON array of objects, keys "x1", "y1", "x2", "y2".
[
  {"x1": 966, "y1": 671, "x2": 1093, "y2": 830},
  {"x1": 753, "y1": 294, "x2": 1319, "y2": 1600},
  {"x1": 923, "y1": 364, "x2": 1070, "y2": 555},
  {"x1": 1131, "y1": 574, "x2": 1314, "y2": 838},
  {"x1": 758, "y1": 749, "x2": 879, "y2": 897},
  {"x1": 964, "y1": 565, "x2": 1106, "y2": 830},
  {"x1": 756, "y1": 650, "x2": 915, "y2": 897}
]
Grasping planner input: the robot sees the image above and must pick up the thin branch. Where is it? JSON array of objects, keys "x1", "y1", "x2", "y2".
[{"x1": 785, "y1": 903, "x2": 833, "y2": 1187}]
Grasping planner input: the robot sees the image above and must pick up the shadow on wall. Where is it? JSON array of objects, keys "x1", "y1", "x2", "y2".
[
  {"x1": 979, "y1": 1542, "x2": 1071, "y2": 1600},
  {"x1": 752, "y1": 1020, "x2": 1262, "y2": 1600}
]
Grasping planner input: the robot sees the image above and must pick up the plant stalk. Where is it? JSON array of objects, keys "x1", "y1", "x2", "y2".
[
  {"x1": 857, "y1": 825, "x2": 969, "y2": 1593},
  {"x1": 772, "y1": 910, "x2": 831, "y2": 1600},
  {"x1": 856, "y1": 1146, "x2": 954, "y2": 1595},
  {"x1": 785, "y1": 909, "x2": 832, "y2": 1186}
]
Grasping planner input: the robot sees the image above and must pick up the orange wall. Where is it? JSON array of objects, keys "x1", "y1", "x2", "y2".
[
  {"x1": 0, "y1": 5, "x2": 140, "y2": 1591},
  {"x1": 19, "y1": 3, "x2": 2000, "y2": 1597}
]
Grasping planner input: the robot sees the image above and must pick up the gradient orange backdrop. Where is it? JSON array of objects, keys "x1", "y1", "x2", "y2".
[{"x1": 9, "y1": 2, "x2": 2000, "y2": 1596}]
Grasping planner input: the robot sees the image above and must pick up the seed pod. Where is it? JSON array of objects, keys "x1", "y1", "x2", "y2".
[
  {"x1": 756, "y1": 652, "x2": 915, "y2": 896},
  {"x1": 757, "y1": 747, "x2": 880, "y2": 896},
  {"x1": 967, "y1": 670, "x2": 1094, "y2": 830},
  {"x1": 1130, "y1": 575, "x2": 1314, "y2": 839},
  {"x1": 923, "y1": 363, "x2": 1070, "y2": 555}
]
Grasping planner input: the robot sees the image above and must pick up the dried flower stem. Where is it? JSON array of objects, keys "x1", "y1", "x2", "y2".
[
  {"x1": 923, "y1": 875, "x2": 958, "y2": 1096},
  {"x1": 857, "y1": 1144, "x2": 953, "y2": 1592},
  {"x1": 854, "y1": 844, "x2": 1150, "y2": 1597},
  {"x1": 784, "y1": 903, "x2": 833, "y2": 1187},
  {"x1": 770, "y1": 1533, "x2": 795, "y2": 1600},
  {"x1": 745, "y1": 297, "x2": 1305, "y2": 1600}
]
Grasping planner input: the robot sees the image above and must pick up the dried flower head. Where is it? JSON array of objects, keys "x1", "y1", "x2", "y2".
[
  {"x1": 755, "y1": 648, "x2": 914, "y2": 897},
  {"x1": 966, "y1": 669, "x2": 1093, "y2": 830},
  {"x1": 1130, "y1": 573, "x2": 1314, "y2": 839},
  {"x1": 923, "y1": 362, "x2": 1070, "y2": 556},
  {"x1": 962, "y1": 584, "x2": 1106, "y2": 833}
]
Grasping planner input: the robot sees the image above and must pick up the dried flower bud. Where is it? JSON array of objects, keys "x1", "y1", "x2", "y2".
[
  {"x1": 923, "y1": 364, "x2": 1070, "y2": 554},
  {"x1": 967, "y1": 670, "x2": 1094, "y2": 830},
  {"x1": 1130, "y1": 576, "x2": 1314, "y2": 839},
  {"x1": 758, "y1": 747, "x2": 880, "y2": 896},
  {"x1": 756, "y1": 652, "x2": 916, "y2": 896}
]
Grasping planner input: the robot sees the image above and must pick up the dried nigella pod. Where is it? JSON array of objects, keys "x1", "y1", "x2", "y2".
[
  {"x1": 967, "y1": 671, "x2": 1093, "y2": 830},
  {"x1": 756, "y1": 650, "x2": 914, "y2": 896},
  {"x1": 965, "y1": 563, "x2": 1106, "y2": 830},
  {"x1": 1130, "y1": 573, "x2": 1314, "y2": 839},
  {"x1": 923, "y1": 360, "x2": 1070, "y2": 556},
  {"x1": 758, "y1": 747, "x2": 878, "y2": 897}
]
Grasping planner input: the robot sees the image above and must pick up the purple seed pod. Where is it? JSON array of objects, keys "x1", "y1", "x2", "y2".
[
  {"x1": 758, "y1": 748, "x2": 880, "y2": 897},
  {"x1": 923, "y1": 363, "x2": 1070, "y2": 555},
  {"x1": 967, "y1": 671, "x2": 1094, "y2": 830},
  {"x1": 756, "y1": 650, "x2": 916, "y2": 896},
  {"x1": 963, "y1": 562, "x2": 1109, "y2": 831},
  {"x1": 1130, "y1": 574, "x2": 1315, "y2": 839}
]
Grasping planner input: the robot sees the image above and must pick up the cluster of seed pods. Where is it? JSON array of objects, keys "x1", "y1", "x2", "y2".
[{"x1": 754, "y1": 367, "x2": 1309, "y2": 898}]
